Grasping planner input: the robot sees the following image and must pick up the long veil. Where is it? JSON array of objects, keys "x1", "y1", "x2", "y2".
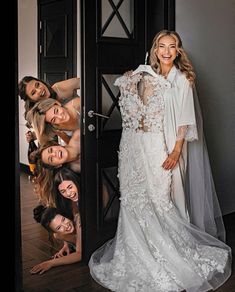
[{"x1": 186, "y1": 86, "x2": 226, "y2": 242}]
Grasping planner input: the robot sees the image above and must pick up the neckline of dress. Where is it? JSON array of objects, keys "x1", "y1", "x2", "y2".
[
  {"x1": 133, "y1": 80, "x2": 167, "y2": 107},
  {"x1": 129, "y1": 71, "x2": 171, "y2": 88}
]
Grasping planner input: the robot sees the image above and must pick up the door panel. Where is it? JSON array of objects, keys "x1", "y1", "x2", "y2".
[
  {"x1": 38, "y1": 0, "x2": 76, "y2": 83},
  {"x1": 81, "y1": 0, "x2": 146, "y2": 262}
]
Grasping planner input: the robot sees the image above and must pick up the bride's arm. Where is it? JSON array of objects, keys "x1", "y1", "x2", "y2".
[{"x1": 162, "y1": 139, "x2": 184, "y2": 170}]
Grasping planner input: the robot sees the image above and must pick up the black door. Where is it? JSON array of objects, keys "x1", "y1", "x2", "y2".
[
  {"x1": 81, "y1": 0, "x2": 148, "y2": 262},
  {"x1": 38, "y1": 0, "x2": 77, "y2": 84}
]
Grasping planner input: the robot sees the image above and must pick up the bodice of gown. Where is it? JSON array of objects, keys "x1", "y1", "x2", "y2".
[
  {"x1": 115, "y1": 72, "x2": 173, "y2": 216},
  {"x1": 115, "y1": 73, "x2": 171, "y2": 134}
]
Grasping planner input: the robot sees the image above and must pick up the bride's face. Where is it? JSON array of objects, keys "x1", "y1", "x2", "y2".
[{"x1": 155, "y1": 35, "x2": 178, "y2": 66}]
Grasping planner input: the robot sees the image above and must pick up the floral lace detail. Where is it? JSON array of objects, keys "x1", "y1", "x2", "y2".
[
  {"x1": 115, "y1": 73, "x2": 171, "y2": 134},
  {"x1": 177, "y1": 125, "x2": 198, "y2": 141},
  {"x1": 192, "y1": 246, "x2": 227, "y2": 277},
  {"x1": 118, "y1": 130, "x2": 173, "y2": 217},
  {"x1": 159, "y1": 211, "x2": 228, "y2": 279},
  {"x1": 89, "y1": 73, "x2": 230, "y2": 292},
  {"x1": 91, "y1": 205, "x2": 229, "y2": 291}
]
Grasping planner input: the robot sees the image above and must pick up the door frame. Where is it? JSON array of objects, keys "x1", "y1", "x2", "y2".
[{"x1": 14, "y1": 0, "x2": 22, "y2": 290}]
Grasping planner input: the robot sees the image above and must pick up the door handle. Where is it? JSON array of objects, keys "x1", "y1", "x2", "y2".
[{"x1": 88, "y1": 110, "x2": 109, "y2": 119}]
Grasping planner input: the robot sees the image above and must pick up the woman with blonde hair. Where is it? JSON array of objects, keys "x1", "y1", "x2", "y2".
[
  {"x1": 26, "y1": 97, "x2": 80, "y2": 144},
  {"x1": 33, "y1": 129, "x2": 80, "y2": 206},
  {"x1": 19, "y1": 76, "x2": 80, "y2": 144},
  {"x1": 148, "y1": 30, "x2": 225, "y2": 241},
  {"x1": 149, "y1": 30, "x2": 195, "y2": 83},
  {"x1": 88, "y1": 30, "x2": 231, "y2": 291}
]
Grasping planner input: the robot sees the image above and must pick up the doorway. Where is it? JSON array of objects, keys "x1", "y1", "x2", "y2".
[{"x1": 15, "y1": 0, "x2": 175, "y2": 290}]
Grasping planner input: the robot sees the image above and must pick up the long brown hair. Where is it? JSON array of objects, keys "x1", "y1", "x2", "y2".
[
  {"x1": 18, "y1": 76, "x2": 57, "y2": 120},
  {"x1": 149, "y1": 30, "x2": 196, "y2": 84}
]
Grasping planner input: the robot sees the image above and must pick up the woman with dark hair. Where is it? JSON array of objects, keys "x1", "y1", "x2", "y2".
[
  {"x1": 19, "y1": 76, "x2": 80, "y2": 143},
  {"x1": 31, "y1": 206, "x2": 81, "y2": 275},
  {"x1": 53, "y1": 167, "x2": 81, "y2": 219},
  {"x1": 33, "y1": 129, "x2": 80, "y2": 206},
  {"x1": 18, "y1": 76, "x2": 80, "y2": 114}
]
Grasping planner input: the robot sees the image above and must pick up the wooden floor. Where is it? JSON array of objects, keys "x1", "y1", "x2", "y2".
[{"x1": 20, "y1": 172, "x2": 235, "y2": 292}]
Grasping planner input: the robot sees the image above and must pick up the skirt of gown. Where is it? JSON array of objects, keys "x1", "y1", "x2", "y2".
[{"x1": 89, "y1": 131, "x2": 231, "y2": 292}]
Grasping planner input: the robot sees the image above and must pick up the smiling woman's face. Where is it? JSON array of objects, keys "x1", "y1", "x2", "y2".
[
  {"x1": 41, "y1": 145, "x2": 68, "y2": 166},
  {"x1": 26, "y1": 80, "x2": 51, "y2": 101},
  {"x1": 49, "y1": 214, "x2": 74, "y2": 234},
  {"x1": 45, "y1": 105, "x2": 70, "y2": 126},
  {"x1": 58, "y1": 180, "x2": 79, "y2": 202},
  {"x1": 155, "y1": 35, "x2": 178, "y2": 67}
]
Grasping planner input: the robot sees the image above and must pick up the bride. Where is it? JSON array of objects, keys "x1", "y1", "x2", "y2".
[{"x1": 88, "y1": 30, "x2": 231, "y2": 292}]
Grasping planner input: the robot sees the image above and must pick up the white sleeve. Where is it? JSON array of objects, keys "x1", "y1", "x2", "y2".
[{"x1": 176, "y1": 79, "x2": 198, "y2": 141}]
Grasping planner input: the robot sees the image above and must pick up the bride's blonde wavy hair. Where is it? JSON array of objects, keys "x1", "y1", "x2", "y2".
[{"x1": 150, "y1": 30, "x2": 196, "y2": 84}]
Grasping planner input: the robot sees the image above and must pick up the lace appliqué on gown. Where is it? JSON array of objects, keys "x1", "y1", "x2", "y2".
[
  {"x1": 89, "y1": 73, "x2": 231, "y2": 292},
  {"x1": 116, "y1": 73, "x2": 171, "y2": 134}
]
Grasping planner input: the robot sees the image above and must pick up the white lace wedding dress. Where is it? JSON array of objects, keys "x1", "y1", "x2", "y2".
[{"x1": 89, "y1": 73, "x2": 231, "y2": 292}]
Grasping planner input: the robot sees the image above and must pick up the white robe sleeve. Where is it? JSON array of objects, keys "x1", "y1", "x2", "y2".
[{"x1": 176, "y1": 78, "x2": 198, "y2": 141}]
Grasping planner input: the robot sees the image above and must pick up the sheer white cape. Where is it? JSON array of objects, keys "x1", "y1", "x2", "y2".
[{"x1": 163, "y1": 66, "x2": 225, "y2": 241}]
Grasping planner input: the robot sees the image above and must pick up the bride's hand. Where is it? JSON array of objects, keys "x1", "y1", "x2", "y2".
[{"x1": 162, "y1": 150, "x2": 180, "y2": 170}]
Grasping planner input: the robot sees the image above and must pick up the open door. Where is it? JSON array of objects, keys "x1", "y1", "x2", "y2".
[{"x1": 81, "y1": 0, "x2": 147, "y2": 262}]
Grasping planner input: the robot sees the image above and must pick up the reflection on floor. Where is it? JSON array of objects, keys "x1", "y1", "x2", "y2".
[{"x1": 20, "y1": 171, "x2": 235, "y2": 291}]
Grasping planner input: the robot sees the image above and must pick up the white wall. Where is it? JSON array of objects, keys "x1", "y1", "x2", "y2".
[
  {"x1": 18, "y1": 0, "x2": 37, "y2": 165},
  {"x1": 18, "y1": 0, "x2": 81, "y2": 164},
  {"x1": 176, "y1": 0, "x2": 235, "y2": 214}
]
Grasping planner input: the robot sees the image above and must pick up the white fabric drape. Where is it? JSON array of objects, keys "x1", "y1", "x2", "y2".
[{"x1": 163, "y1": 66, "x2": 225, "y2": 241}]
